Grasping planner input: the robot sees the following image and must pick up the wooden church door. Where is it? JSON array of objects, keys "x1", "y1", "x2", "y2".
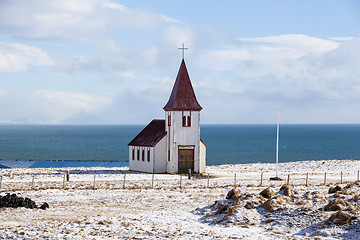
[{"x1": 178, "y1": 146, "x2": 194, "y2": 173}]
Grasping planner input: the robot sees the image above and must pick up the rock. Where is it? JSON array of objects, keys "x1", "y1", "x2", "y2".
[
  {"x1": 326, "y1": 210, "x2": 355, "y2": 225},
  {"x1": 353, "y1": 194, "x2": 359, "y2": 202},
  {"x1": 260, "y1": 187, "x2": 274, "y2": 199},
  {"x1": 0, "y1": 194, "x2": 38, "y2": 209},
  {"x1": 259, "y1": 200, "x2": 275, "y2": 212},
  {"x1": 242, "y1": 193, "x2": 254, "y2": 201},
  {"x1": 279, "y1": 185, "x2": 292, "y2": 197},
  {"x1": 226, "y1": 188, "x2": 240, "y2": 200},
  {"x1": 328, "y1": 185, "x2": 342, "y2": 194},
  {"x1": 269, "y1": 176, "x2": 282, "y2": 181},
  {"x1": 324, "y1": 198, "x2": 350, "y2": 211},
  {"x1": 340, "y1": 189, "x2": 349, "y2": 195},
  {"x1": 326, "y1": 204, "x2": 342, "y2": 211},
  {"x1": 333, "y1": 192, "x2": 340, "y2": 198},
  {"x1": 40, "y1": 202, "x2": 49, "y2": 210},
  {"x1": 264, "y1": 218, "x2": 275, "y2": 223},
  {"x1": 344, "y1": 183, "x2": 354, "y2": 189},
  {"x1": 244, "y1": 201, "x2": 255, "y2": 209},
  {"x1": 214, "y1": 202, "x2": 229, "y2": 215}
]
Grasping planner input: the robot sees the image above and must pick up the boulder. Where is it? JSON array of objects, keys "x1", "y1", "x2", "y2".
[
  {"x1": 260, "y1": 187, "x2": 275, "y2": 199},
  {"x1": 40, "y1": 202, "x2": 49, "y2": 210},
  {"x1": 279, "y1": 185, "x2": 292, "y2": 197},
  {"x1": 226, "y1": 188, "x2": 241, "y2": 200},
  {"x1": 244, "y1": 201, "x2": 255, "y2": 209},
  {"x1": 324, "y1": 198, "x2": 350, "y2": 211},
  {"x1": 328, "y1": 185, "x2": 342, "y2": 194},
  {"x1": 326, "y1": 210, "x2": 355, "y2": 225},
  {"x1": 259, "y1": 200, "x2": 275, "y2": 212}
]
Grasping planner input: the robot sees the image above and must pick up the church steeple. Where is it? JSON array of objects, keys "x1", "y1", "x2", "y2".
[{"x1": 163, "y1": 59, "x2": 202, "y2": 111}]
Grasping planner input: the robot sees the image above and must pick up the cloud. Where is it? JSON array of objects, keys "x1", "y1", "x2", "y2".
[
  {"x1": 197, "y1": 35, "x2": 358, "y2": 96},
  {"x1": 0, "y1": 90, "x2": 111, "y2": 124},
  {"x1": 0, "y1": 42, "x2": 53, "y2": 72},
  {"x1": 193, "y1": 35, "x2": 360, "y2": 123},
  {"x1": 0, "y1": 0, "x2": 197, "y2": 76},
  {"x1": 0, "y1": 0, "x2": 178, "y2": 42}
]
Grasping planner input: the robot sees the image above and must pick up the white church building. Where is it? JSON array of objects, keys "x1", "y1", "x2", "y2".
[{"x1": 128, "y1": 58, "x2": 206, "y2": 174}]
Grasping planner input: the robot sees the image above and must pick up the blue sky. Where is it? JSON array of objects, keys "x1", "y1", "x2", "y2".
[{"x1": 0, "y1": 0, "x2": 359, "y2": 124}]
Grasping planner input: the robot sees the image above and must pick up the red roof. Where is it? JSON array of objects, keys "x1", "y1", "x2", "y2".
[
  {"x1": 163, "y1": 59, "x2": 202, "y2": 111},
  {"x1": 128, "y1": 120, "x2": 166, "y2": 147}
]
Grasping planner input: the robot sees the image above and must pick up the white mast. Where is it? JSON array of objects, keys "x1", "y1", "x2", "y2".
[{"x1": 275, "y1": 109, "x2": 280, "y2": 177}]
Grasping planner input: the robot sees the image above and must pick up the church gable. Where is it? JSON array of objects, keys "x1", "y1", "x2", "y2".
[
  {"x1": 128, "y1": 120, "x2": 167, "y2": 147},
  {"x1": 163, "y1": 59, "x2": 202, "y2": 111}
]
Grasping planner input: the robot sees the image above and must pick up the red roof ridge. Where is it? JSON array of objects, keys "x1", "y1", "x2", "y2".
[{"x1": 128, "y1": 119, "x2": 166, "y2": 147}]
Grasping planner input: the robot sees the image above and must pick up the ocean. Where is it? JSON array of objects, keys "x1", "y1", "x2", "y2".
[{"x1": 0, "y1": 124, "x2": 359, "y2": 168}]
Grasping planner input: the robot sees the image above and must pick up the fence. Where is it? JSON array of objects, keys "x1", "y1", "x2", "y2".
[{"x1": 0, "y1": 169, "x2": 359, "y2": 192}]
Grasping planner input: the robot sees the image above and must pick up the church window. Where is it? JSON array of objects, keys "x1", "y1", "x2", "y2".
[
  {"x1": 132, "y1": 148, "x2": 135, "y2": 160},
  {"x1": 182, "y1": 116, "x2": 186, "y2": 127},
  {"x1": 168, "y1": 150, "x2": 170, "y2": 161},
  {"x1": 168, "y1": 114, "x2": 171, "y2": 126},
  {"x1": 142, "y1": 149, "x2": 145, "y2": 161},
  {"x1": 182, "y1": 112, "x2": 191, "y2": 127},
  {"x1": 137, "y1": 149, "x2": 140, "y2": 161},
  {"x1": 147, "y1": 149, "x2": 150, "y2": 162}
]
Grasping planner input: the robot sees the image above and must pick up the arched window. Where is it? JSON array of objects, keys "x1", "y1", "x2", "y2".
[
  {"x1": 182, "y1": 116, "x2": 186, "y2": 127},
  {"x1": 182, "y1": 112, "x2": 191, "y2": 127},
  {"x1": 137, "y1": 149, "x2": 140, "y2": 161},
  {"x1": 132, "y1": 148, "x2": 135, "y2": 160},
  {"x1": 142, "y1": 149, "x2": 145, "y2": 161},
  {"x1": 147, "y1": 149, "x2": 150, "y2": 162}
]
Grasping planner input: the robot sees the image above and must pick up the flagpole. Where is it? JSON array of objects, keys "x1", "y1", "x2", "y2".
[{"x1": 276, "y1": 109, "x2": 279, "y2": 177}]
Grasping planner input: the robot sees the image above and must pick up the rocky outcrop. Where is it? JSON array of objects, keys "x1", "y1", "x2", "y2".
[{"x1": 0, "y1": 193, "x2": 49, "y2": 210}]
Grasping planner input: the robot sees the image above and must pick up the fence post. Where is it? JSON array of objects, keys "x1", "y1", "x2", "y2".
[
  {"x1": 31, "y1": 175, "x2": 35, "y2": 190},
  {"x1": 234, "y1": 173, "x2": 237, "y2": 187},
  {"x1": 151, "y1": 173, "x2": 154, "y2": 188},
  {"x1": 287, "y1": 174, "x2": 290, "y2": 185},
  {"x1": 260, "y1": 172, "x2": 263, "y2": 186},
  {"x1": 66, "y1": 170, "x2": 69, "y2": 181},
  {"x1": 324, "y1": 172, "x2": 327, "y2": 185},
  {"x1": 93, "y1": 174, "x2": 96, "y2": 190},
  {"x1": 188, "y1": 169, "x2": 191, "y2": 180},
  {"x1": 0, "y1": 176, "x2": 2, "y2": 190},
  {"x1": 358, "y1": 170, "x2": 359, "y2": 181},
  {"x1": 180, "y1": 175, "x2": 182, "y2": 189},
  {"x1": 341, "y1": 171, "x2": 343, "y2": 184},
  {"x1": 123, "y1": 174, "x2": 126, "y2": 189},
  {"x1": 306, "y1": 172, "x2": 309, "y2": 186},
  {"x1": 207, "y1": 174, "x2": 210, "y2": 188},
  {"x1": 63, "y1": 174, "x2": 66, "y2": 189}
]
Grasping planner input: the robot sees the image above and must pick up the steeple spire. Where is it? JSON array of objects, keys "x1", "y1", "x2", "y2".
[{"x1": 163, "y1": 59, "x2": 202, "y2": 111}]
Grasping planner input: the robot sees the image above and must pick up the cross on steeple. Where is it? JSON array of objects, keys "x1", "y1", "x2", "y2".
[{"x1": 178, "y1": 43, "x2": 188, "y2": 59}]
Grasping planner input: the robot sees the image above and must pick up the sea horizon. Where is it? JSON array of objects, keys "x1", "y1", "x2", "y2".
[{"x1": 0, "y1": 124, "x2": 359, "y2": 168}]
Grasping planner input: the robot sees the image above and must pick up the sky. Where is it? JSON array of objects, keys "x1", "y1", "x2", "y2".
[{"x1": 0, "y1": 0, "x2": 359, "y2": 124}]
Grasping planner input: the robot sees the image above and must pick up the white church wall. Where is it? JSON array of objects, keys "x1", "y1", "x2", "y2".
[
  {"x1": 129, "y1": 146, "x2": 154, "y2": 173},
  {"x1": 165, "y1": 111, "x2": 201, "y2": 173},
  {"x1": 153, "y1": 136, "x2": 167, "y2": 173},
  {"x1": 199, "y1": 140, "x2": 206, "y2": 173}
]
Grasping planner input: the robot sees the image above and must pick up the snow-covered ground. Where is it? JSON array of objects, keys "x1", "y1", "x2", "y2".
[{"x1": 0, "y1": 159, "x2": 359, "y2": 239}]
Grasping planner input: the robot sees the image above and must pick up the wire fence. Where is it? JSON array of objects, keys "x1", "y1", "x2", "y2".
[{"x1": 0, "y1": 169, "x2": 359, "y2": 192}]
